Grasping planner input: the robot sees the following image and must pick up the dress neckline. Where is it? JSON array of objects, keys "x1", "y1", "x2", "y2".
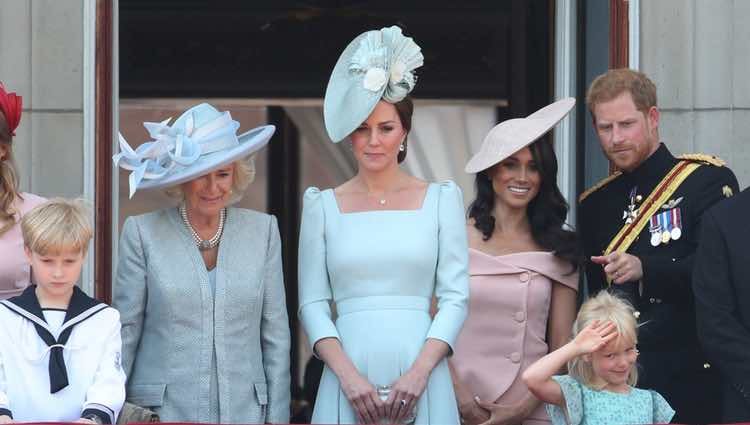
[
  {"x1": 590, "y1": 385, "x2": 634, "y2": 396},
  {"x1": 469, "y1": 247, "x2": 553, "y2": 258},
  {"x1": 328, "y1": 183, "x2": 436, "y2": 215}
]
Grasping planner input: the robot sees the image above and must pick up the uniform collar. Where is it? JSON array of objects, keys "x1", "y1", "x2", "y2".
[
  {"x1": 623, "y1": 143, "x2": 677, "y2": 187},
  {"x1": 5, "y1": 285, "x2": 102, "y2": 325},
  {"x1": 1, "y1": 285, "x2": 107, "y2": 394}
]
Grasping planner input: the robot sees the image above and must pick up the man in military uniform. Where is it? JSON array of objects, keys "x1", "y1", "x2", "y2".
[
  {"x1": 579, "y1": 68, "x2": 738, "y2": 423},
  {"x1": 694, "y1": 188, "x2": 750, "y2": 423}
]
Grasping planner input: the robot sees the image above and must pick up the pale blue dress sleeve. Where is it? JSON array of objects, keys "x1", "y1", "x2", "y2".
[
  {"x1": 424, "y1": 181, "x2": 469, "y2": 353},
  {"x1": 650, "y1": 390, "x2": 675, "y2": 424},
  {"x1": 546, "y1": 375, "x2": 584, "y2": 425},
  {"x1": 298, "y1": 187, "x2": 341, "y2": 353}
]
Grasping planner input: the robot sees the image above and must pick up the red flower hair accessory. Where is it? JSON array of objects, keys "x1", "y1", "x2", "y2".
[{"x1": 0, "y1": 82, "x2": 23, "y2": 137}]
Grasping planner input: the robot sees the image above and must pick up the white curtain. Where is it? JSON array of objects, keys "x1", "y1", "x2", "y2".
[
  {"x1": 405, "y1": 104, "x2": 495, "y2": 206},
  {"x1": 284, "y1": 107, "x2": 356, "y2": 185},
  {"x1": 285, "y1": 103, "x2": 496, "y2": 206}
]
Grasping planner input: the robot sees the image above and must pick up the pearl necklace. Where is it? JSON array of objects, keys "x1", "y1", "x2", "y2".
[{"x1": 179, "y1": 204, "x2": 226, "y2": 251}]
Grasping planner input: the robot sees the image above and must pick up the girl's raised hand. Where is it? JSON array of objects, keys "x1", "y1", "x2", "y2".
[{"x1": 572, "y1": 320, "x2": 619, "y2": 355}]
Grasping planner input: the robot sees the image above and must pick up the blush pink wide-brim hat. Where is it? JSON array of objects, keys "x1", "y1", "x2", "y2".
[{"x1": 465, "y1": 97, "x2": 576, "y2": 173}]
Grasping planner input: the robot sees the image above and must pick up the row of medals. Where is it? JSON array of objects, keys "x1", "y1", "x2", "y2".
[
  {"x1": 649, "y1": 208, "x2": 682, "y2": 246},
  {"x1": 624, "y1": 191, "x2": 683, "y2": 247}
]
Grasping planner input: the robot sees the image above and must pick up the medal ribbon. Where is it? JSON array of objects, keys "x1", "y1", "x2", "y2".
[
  {"x1": 649, "y1": 215, "x2": 659, "y2": 231},
  {"x1": 603, "y1": 160, "x2": 702, "y2": 284},
  {"x1": 672, "y1": 208, "x2": 681, "y2": 229}
]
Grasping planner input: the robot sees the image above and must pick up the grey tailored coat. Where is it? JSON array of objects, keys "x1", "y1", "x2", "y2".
[{"x1": 113, "y1": 207, "x2": 290, "y2": 424}]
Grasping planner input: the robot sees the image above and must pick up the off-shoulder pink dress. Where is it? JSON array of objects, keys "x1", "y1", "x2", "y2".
[
  {"x1": 452, "y1": 249, "x2": 578, "y2": 424},
  {"x1": 0, "y1": 192, "x2": 46, "y2": 299}
]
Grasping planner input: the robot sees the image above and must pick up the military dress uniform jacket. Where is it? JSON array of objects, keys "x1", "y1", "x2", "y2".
[
  {"x1": 579, "y1": 144, "x2": 738, "y2": 423},
  {"x1": 113, "y1": 207, "x2": 291, "y2": 424},
  {"x1": 694, "y1": 188, "x2": 750, "y2": 423}
]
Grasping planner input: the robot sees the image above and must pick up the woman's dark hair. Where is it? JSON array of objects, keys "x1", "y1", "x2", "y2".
[
  {"x1": 467, "y1": 138, "x2": 581, "y2": 271},
  {"x1": 393, "y1": 97, "x2": 413, "y2": 163}
]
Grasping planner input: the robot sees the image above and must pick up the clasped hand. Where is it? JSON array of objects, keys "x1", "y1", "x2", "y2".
[
  {"x1": 471, "y1": 397, "x2": 530, "y2": 425},
  {"x1": 342, "y1": 368, "x2": 427, "y2": 423}
]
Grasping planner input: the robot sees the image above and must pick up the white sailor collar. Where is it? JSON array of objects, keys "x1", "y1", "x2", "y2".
[{"x1": 0, "y1": 286, "x2": 108, "y2": 393}]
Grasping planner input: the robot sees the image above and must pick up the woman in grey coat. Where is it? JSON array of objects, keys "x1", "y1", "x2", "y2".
[{"x1": 112, "y1": 103, "x2": 291, "y2": 423}]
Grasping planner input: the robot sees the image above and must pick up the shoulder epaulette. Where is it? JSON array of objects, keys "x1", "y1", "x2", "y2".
[
  {"x1": 678, "y1": 153, "x2": 726, "y2": 167},
  {"x1": 578, "y1": 171, "x2": 622, "y2": 203}
]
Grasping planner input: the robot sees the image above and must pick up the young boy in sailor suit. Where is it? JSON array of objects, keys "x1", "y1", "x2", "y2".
[{"x1": 0, "y1": 198, "x2": 125, "y2": 424}]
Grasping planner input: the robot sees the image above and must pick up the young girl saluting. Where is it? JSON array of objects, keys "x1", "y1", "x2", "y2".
[{"x1": 522, "y1": 291, "x2": 675, "y2": 425}]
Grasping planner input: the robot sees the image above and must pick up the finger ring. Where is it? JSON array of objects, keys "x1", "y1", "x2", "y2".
[{"x1": 400, "y1": 399, "x2": 407, "y2": 407}]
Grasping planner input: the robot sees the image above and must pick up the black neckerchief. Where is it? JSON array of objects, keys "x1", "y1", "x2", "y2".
[{"x1": 1, "y1": 286, "x2": 106, "y2": 393}]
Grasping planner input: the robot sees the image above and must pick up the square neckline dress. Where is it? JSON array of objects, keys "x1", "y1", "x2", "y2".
[{"x1": 298, "y1": 181, "x2": 470, "y2": 424}]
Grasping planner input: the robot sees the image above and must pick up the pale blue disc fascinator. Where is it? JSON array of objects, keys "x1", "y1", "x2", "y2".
[
  {"x1": 324, "y1": 25, "x2": 424, "y2": 143},
  {"x1": 113, "y1": 103, "x2": 275, "y2": 198}
]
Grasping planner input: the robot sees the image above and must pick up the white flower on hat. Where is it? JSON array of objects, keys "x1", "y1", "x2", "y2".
[
  {"x1": 363, "y1": 67, "x2": 388, "y2": 92},
  {"x1": 348, "y1": 26, "x2": 424, "y2": 103}
]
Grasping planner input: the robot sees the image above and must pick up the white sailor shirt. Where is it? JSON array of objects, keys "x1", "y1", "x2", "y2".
[{"x1": 0, "y1": 286, "x2": 126, "y2": 423}]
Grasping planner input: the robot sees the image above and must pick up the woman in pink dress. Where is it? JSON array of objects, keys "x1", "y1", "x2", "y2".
[
  {"x1": 451, "y1": 99, "x2": 579, "y2": 425},
  {"x1": 0, "y1": 82, "x2": 45, "y2": 299}
]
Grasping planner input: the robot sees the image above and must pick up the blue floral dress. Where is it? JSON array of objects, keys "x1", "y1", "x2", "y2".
[{"x1": 546, "y1": 375, "x2": 675, "y2": 425}]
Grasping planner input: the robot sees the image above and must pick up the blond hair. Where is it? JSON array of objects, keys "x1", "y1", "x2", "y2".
[
  {"x1": 0, "y1": 111, "x2": 20, "y2": 236},
  {"x1": 568, "y1": 291, "x2": 639, "y2": 388},
  {"x1": 164, "y1": 157, "x2": 255, "y2": 203},
  {"x1": 586, "y1": 68, "x2": 658, "y2": 122},
  {"x1": 21, "y1": 198, "x2": 93, "y2": 255}
]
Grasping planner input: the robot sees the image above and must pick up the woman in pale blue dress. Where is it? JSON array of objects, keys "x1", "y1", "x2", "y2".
[{"x1": 298, "y1": 26, "x2": 469, "y2": 424}]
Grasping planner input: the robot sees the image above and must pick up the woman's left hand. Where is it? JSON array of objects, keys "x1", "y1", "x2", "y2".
[
  {"x1": 474, "y1": 396, "x2": 529, "y2": 425},
  {"x1": 386, "y1": 367, "x2": 429, "y2": 423}
]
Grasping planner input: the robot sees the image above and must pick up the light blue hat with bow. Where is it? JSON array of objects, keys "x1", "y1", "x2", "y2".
[
  {"x1": 324, "y1": 25, "x2": 424, "y2": 143},
  {"x1": 113, "y1": 103, "x2": 275, "y2": 198}
]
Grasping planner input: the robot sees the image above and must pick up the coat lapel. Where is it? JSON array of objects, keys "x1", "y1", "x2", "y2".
[
  {"x1": 166, "y1": 207, "x2": 213, "y2": 421},
  {"x1": 214, "y1": 208, "x2": 236, "y2": 422}
]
